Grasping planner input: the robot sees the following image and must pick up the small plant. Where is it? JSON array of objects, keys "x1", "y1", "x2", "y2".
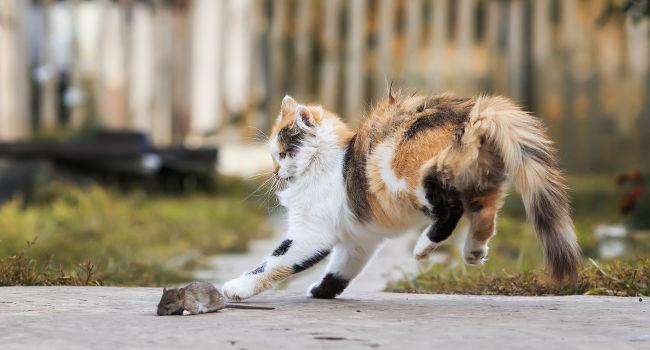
[{"x1": 0, "y1": 239, "x2": 102, "y2": 286}]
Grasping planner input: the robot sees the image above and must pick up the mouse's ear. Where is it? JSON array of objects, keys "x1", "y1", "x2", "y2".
[
  {"x1": 178, "y1": 288, "x2": 185, "y2": 298},
  {"x1": 162, "y1": 287, "x2": 167, "y2": 293}
]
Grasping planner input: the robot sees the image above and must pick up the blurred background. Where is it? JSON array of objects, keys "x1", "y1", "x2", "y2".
[{"x1": 0, "y1": 0, "x2": 648, "y2": 290}]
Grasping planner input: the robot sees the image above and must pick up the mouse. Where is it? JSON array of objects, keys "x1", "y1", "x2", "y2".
[{"x1": 157, "y1": 281, "x2": 274, "y2": 316}]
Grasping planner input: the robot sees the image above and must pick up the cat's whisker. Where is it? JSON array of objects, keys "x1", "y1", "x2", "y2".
[
  {"x1": 246, "y1": 171, "x2": 274, "y2": 180},
  {"x1": 244, "y1": 176, "x2": 275, "y2": 202}
]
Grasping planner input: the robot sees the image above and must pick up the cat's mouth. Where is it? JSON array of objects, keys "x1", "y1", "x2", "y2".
[{"x1": 274, "y1": 174, "x2": 294, "y2": 182}]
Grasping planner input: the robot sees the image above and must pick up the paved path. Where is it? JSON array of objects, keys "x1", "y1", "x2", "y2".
[
  {"x1": 196, "y1": 213, "x2": 451, "y2": 295},
  {"x1": 0, "y1": 287, "x2": 648, "y2": 349}
]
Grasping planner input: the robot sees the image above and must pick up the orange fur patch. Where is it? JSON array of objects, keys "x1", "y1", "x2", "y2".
[{"x1": 254, "y1": 266, "x2": 293, "y2": 294}]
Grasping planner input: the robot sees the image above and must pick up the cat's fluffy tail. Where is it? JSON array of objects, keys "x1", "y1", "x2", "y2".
[{"x1": 467, "y1": 96, "x2": 581, "y2": 281}]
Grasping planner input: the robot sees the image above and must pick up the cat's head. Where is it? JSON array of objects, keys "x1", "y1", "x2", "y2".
[{"x1": 268, "y1": 95, "x2": 349, "y2": 183}]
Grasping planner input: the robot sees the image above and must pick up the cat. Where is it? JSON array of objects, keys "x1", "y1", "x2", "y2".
[{"x1": 222, "y1": 90, "x2": 581, "y2": 301}]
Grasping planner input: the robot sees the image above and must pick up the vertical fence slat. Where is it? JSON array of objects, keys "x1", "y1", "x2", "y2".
[
  {"x1": 345, "y1": 0, "x2": 366, "y2": 120},
  {"x1": 40, "y1": 0, "x2": 58, "y2": 131},
  {"x1": 456, "y1": 0, "x2": 475, "y2": 95},
  {"x1": 0, "y1": 0, "x2": 31, "y2": 140},
  {"x1": 191, "y1": 0, "x2": 222, "y2": 135},
  {"x1": 151, "y1": 3, "x2": 173, "y2": 145},
  {"x1": 429, "y1": 0, "x2": 448, "y2": 93},
  {"x1": 320, "y1": 0, "x2": 341, "y2": 110},
  {"x1": 507, "y1": 0, "x2": 524, "y2": 103},
  {"x1": 223, "y1": 0, "x2": 252, "y2": 121},
  {"x1": 375, "y1": 0, "x2": 394, "y2": 100},
  {"x1": 405, "y1": 0, "x2": 422, "y2": 84},
  {"x1": 295, "y1": 0, "x2": 312, "y2": 100},
  {"x1": 171, "y1": 2, "x2": 191, "y2": 144},
  {"x1": 269, "y1": 0, "x2": 287, "y2": 118},
  {"x1": 129, "y1": 2, "x2": 154, "y2": 133}
]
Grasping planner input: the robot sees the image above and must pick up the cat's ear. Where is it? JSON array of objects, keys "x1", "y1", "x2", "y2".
[
  {"x1": 281, "y1": 95, "x2": 297, "y2": 120},
  {"x1": 296, "y1": 105, "x2": 321, "y2": 129},
  {"x1": 178, "y1": 288, "x2": 185, "y2": 298}
]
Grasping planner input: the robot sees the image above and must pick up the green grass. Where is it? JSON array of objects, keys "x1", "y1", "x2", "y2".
[
  {"x1": 0, "y1": 178, "x2": 269, "y2": 286},
  {"x1": 386, "y1": 259, "x2": 649, "y2": 297},
  {"x1": 386, "y1": 174, "x2": 650, "y2": 296}
]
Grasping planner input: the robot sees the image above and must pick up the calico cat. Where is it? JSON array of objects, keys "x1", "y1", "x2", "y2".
[{"x1": 222, "y1": 91, "x2": 581, "y2": 300}]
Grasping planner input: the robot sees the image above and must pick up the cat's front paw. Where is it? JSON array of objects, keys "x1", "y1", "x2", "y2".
[
  {"x1": 222, "y1": 276, "x2": 257, "y2": 301},
  {"x1": 413, "y1": 233, "x2": 439, "y2": 260}
]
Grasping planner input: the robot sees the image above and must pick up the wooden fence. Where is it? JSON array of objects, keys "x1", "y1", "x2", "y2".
[{"x1": 1, "y1": 0, "x2": 649, "y2": 171}]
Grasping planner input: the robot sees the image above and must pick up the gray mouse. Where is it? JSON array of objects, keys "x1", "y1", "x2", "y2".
[{"x1": 157, "y1": 281, "x2": 274, "y2": 316}]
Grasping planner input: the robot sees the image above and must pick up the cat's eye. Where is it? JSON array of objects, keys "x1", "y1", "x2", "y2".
[{"x1": 279, "y1": 152, "x2": 286, "y2": 159}]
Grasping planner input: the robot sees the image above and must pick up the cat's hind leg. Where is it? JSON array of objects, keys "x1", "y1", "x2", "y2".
[
  {"x1": 463, "y1": 189, "x2": 505, "y2": 264},
  {"x1": 223, "y1": 231, "x2": 335, "y2": 301},
  {"x1": 412, "y1": 171, "x2": 464, "y2": 260},
  {"x1": 309, "y1": 241, "x2": 380, "y2": 299}
]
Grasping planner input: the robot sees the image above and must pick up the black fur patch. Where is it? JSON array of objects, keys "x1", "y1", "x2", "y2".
[
  {"x1": 277, "y1": 126, "x2": 305, "y2": 155},
  {"x1": 343, "y1": 136, "x2": 371, "y2": 221},
  {"x1": 292, "y1": 250, "x2": 331, "y2": 274},
  {"x1": 521, "y1": 144, "x2": 555, "y2": 168},
  {"x1": 404, "y1": 97, "x2": 473, "y2": 140},
  {"x1": 468, "y1": 200, "x2": 484, "y2": 212},
  {"x1": 310, "y1": 273, "x2": 349, "y2": 299},
  {"x1": 532, "y1": 188, "x2": 567, "y2": 234},
  {"x1": 272, "y1": 239, "x2": 293, "y2": 256},
  {"x1": 421, "y1": 170, "x2": 464, "y2": 243},
  {"x1": 247, "y1": 262, "x2": 266, "y2": 275}
]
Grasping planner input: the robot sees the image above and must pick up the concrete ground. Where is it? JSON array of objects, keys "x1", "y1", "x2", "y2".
[{"x1": 0, "y1": 287, "x2": 648, "y2": 350}]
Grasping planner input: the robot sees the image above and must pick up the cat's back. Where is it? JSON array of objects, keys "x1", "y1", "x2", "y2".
[
  {"x1": 345, "y1": 93, "x2": 476, "y2": 228},
  {"x1": 357, "y1": 93, "x2": 475, "y2": 147}
]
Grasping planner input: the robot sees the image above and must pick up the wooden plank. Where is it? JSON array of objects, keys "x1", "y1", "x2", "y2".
[
  {"x1": 345, "y1": 0, "x2": 366, "y2": 121},
  {"x1": 429, "y1": 0, "x2": 448, "y2": 93},
  {"x1": 190, "y1": 0, "x2": 223, "y2": 134},
  {"x1": 0, "y1": 0, "x2": 31, "y2": 140},
  {"x1": 151, "y1": 3, "x2": 173, "y2": 146},
  {"x1": 320, "y1": 0, "x2": 341, "y2": 110}
]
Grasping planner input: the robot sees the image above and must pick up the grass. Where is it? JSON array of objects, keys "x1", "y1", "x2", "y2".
[
  {"x1": 386, "y1": 173, "x2": 650, "y2": 296},
  {"x1": 386, "y1": 258, "x2": 649, "y2": 296},
  {"x1": 0, "y1": 178, "x2": 269, "y2": 286}
]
